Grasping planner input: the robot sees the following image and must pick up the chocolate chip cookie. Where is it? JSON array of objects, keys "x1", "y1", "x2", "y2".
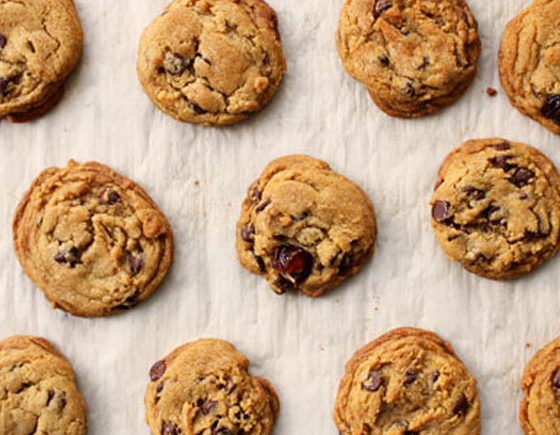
[
  {"x1": 336, "y1": 0, "x2": 480, "y2": 118},
  {"x1": 236, "y1": 155, "x2": 377, "y2": 297},
  {"x1": 499, "y1": 0, "x2": 560, "y2": 136},
  {"x1": 521, "y1": 336, "x2": 560, "y2": 434},
  {"x1": 430, "y1": 138, "x2": 560, "y2": 280},
  {"x1": 334, "y1": 327, "x2": 481, "y2": 434},
  {"x1": 0, "y1": 0, "x2": 83, "y2": 122},
  {"x1": 0, "y1": 335, "x2": 87, "y2": 435},
  {"x1": 13, "y1": 160, "x2": 174, "y2": 317},
  {"x1": 145, "y1": 339, "x2": 279, "y2": 434},
  {"x1": 137, "y1": 0, "x2": 286, "y2": 126}
]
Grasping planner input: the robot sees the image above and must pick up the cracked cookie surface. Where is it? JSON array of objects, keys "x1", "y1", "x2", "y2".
[
  {"x1": 499, "y1": 0, "x2": 560, "y2": 136},
  {"x1": 334, "y1": 327, "x2": 480, "y2": 435},
  {"x1": 0, "y1": 0, "x2": 83, "y2": 121},
  {"x1": 430, "y1": 138, "x2": 560, "y2": 280},
  {"x1": 236, "y1": 155, "x2": 376, "y2": 297},
  {"x1": 137, "y1": 0, "x2": 286, "y2": 126},
  {"x1": 145, "y1": 339, "x2": 279, "y2": 435},
  {"x1": 13, "y1": 160, "x2": 174, "y2": 317},
  {"x1": 0, "y1": 335, "x2": 86, "y2": 435},
  {"x1": 520, "y1": 336, "x2": 560, "y2": 434},
  {"x1": 336, "y1": 0, "x2": 480, "y2": 118}
]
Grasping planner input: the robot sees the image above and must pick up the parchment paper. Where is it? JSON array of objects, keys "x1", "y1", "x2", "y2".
[{"x1": 0, "y1": 0, "x2": 557, "y2": 433}]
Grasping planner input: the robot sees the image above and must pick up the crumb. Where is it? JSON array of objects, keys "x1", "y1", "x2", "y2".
[
  {"x1": 227, "y1": 202, "x2": 232, "y2": 207},
  {"x1": 525, "y1": 342, "x2": 532, "y2": 349},
  {"x1": 320, "y1": 346, "x2": 325, "y2": 351},
  {"x1": 194, "y1": 180, "x2": 200, "y2": 186},
  {"x1": 487, "y1": 87, "x2": 498, "y2": 97}
]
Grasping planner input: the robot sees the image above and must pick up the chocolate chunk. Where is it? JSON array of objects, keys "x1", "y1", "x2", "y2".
[
  {"x1": 338, "y1": 253, "x2": 353, "y2": 275},
  {"x1": 462, "y1": 185, "x2": 485, "y2": 200},
  {"x1": 489, "y1": 155, "x2": 515, "y2": 171},
  {"x1": 273, "y1": 275, "x2": 294, "y2": 294},
  {"x1": 164, "y1": 52, "x2": 187, "y2": 75},
  {"x1": 0, "y1": 78, "x2": 7, "y2": 97},
  {"x1": 272, "y1": 244, "x2": 312, "y2": 282},
  {"x1": 192, "y1": 104, "x2": 206, "y2": 114},
  {"x1": 379, "y1": 55, "x2": 389, "y2": 66},
  {"x1": 255, "y1": 199, "x2": 271, "y2": 213},
  {"x1": 374, "y1": 0, "x2": 393, "y2": 16},
  {"x1": 202, "y1": 400, "x2": 217, "y2": 414},
  {"x1": 484, "y1": 205, "x2": 500, "y2": 220},
  {"x1": 150, "y1": 360, "x2": 166, "y2": 381},
  {"x1": 432, "y1": 200, "x2": 450, "y2": 223},
  {"x1": 510, "y1": 168, "x2": 535, "y2": 188},
  {"x1": 403, "y1": 369, "x2": 417, "y2": 386},
  {"x1": 552, "y1": 369, "x2": 560, "y2": 389},
  {"x1": 129, "y1": 256, "x2": 144, "y2": 276},
  {"x1": 162, "y1": 422, "x2": 179, "y2": 435},
  {"x1": 493, "y1": 142, "x2": 511, "y2": 151},
  {"x1": 0, "y1": 34, "x2": 7, "y2": 49},
  {"x1": 55, "y1": 247, "x2": 80, "y2": 267},
  {"x1": 418, "y1": 56, "x2": 430, "y2": 70},
  {"x1": 363, "y1": 370, "x2": 383, "y2": 392},
  {"x1": 241, "y1": 224, "x2": 255, "y2": 243},
  {"x1": 541, "y1": 94, "x2": 560, "y2": 126},
  {"x1": 255, "y1": 255, "x2": 266, "y2": 272},
  {"x1": 54, "y1": 251, "x2": 67, "y2": 263},
  {"x1": 452, "y1": 393, "x2": 470, "y2": 416}
]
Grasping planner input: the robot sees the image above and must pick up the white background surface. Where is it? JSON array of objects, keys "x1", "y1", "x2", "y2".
[{"x1": 0, "y1": 0, "x2": 558, "y2": 433}]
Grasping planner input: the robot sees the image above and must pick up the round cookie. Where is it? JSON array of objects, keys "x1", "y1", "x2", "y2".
[
  {"x1": 137, "y1": 0, "x2": 286, "y2": 126},
  {"x1": 0, "y1": 0, "x2": 83, "y2": 122},
  {"x1": 336, "y1": 0, "x2": 480, "y2": 118},
  {"x1": 13, "y1": 160, "x2": 174, "y2": 317},
  {"x1": 145, "y1": 339, "x2": 279, "y2": 434},
  {"x1": 430, "y1": 138, "x2": 560, "y2": 280},
  {"x1": 334, "y1": 327, "x2": 481, "y2": 434},
  {"x1": 499, "y1": 0, "x2": 560, "y2": 136},
  {"x1": 0, "y1": 335, "x2": 87, "y2": 435},
  {"x1": 236, "y1": 155, "x2": 376, "y2": 297},
  {"x1": 520, "y1": 336, "x2": 560, "y2": 434}
]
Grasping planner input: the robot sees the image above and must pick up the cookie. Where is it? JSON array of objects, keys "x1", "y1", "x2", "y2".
[
  {"x1": 0, "y1": 335, "x2": 87, "y2": 435},
  {"x1": 13, "y1": 160, "x2": 174, "y2": 317},
  {"x1": 0, "y1": 0, "x2": 83, "y2": 122},
  {"x1": 520, "y1": 336, "x2": 560, "y2": 434},
  {"x1": 499, "y1": 0, "x2": 560, "y2": 136},
  {"x1": 145, "y1": 339, "x2": 279, "y2": 434},
  {"x1": 137, "y1": 0, "x2": 286, "y2": 126},
  {"x1": 430, "y1": 138, "x2": 560, "y2": 280},
  {"x1": 336, "y1": 0, "x2": 480, "y2": 118},
  {"x1": 236, "y1": 155, "x2": 376, "y2": 297},
  {"x1": 334, "y1": 327, "x2": 481, "y2": 434}
]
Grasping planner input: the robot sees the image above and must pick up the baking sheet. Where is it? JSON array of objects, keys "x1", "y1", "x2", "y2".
[{"x1": 0, "y1": 0, "x2": 558, "y2": 433}]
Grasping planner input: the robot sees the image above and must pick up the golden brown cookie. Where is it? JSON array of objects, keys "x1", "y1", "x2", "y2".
[
  {"x1": 520, "y1": 335, "x2": 560, "y2": 434},
  {"x1": 236, "y1": 155, "x2": 377, "y2": 297},
  {"x1": 430, "y1": 138, "x2": 560, "y2": 280},
  {"x1": 334, "y1": 327, "x2": 481, "y2": 435},
  {"x1": 499, "y1": 0, "x2": 560, "y2": 136},
  {"x1": 13, "y1": 160, "x2": 174, "y2": 317},
  {"x1": 336, "y1": 0, "x2": 480, "y2": 118},
  {"x1": 0, "y1": 0, "x2": 83, "y2": 122},
  {"x1": 0, "y1": 335, "x2": 87, "y2": 435},
  {"x1": 137, "y1": 0, "x2": 286, "y2": 126},
  {"x1": 145, "y1": 339, "x2": 279, "y2": 434}
]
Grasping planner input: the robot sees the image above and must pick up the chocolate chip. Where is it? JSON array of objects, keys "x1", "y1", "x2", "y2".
[
  {"x1": 453, "y1": 393, "x2": 470, "y2": 416},
  {"x1": 418, "y1": 56, "x2": 430, "y2": 70},
  {"x1": 255, "y1": 199, "x2": 271, "y2": 213},
  {"x1": 403, "y1": 369, "x2": 417, "y2": 386},
  {"x1": 129, "y1": 256, "x2": 144, "y2": 276},
  {"x1": 100, "y1": 189, "x2": 120, "y2": 205},
  {"x1": 338, "y1": 253, "x2": 353, "y2": 275},
  {"x1": 272, "y1": 275, "x2": 294, "y2": 294},
  {"x1": 363, "y1": 370, "x2": 383, "y2": 392},
  {"x1": 223, "y1": 378, "x2": 236, "y2": 395},
  {"x1": 379, "y1": 55, "x2": 389, "y2": 66},
  {"x1": 405, "y1": 82, "x2": 416, "y2": 98},
  {"x1": 0, "y1": 78, "x2": 7, "y2": 97},
  {"x1": 150, "y1": 360, "x2": 166, "y2": 381},
  {"x1": 0, "y1": 34, "x2": 7, "y2": 49},
  {"x1": 202, "y1": 400, "x2": 217, "y2": 414},
  {"x1": 213, "y1": 429, "x2": 232, "y2": 435},
  {"x1": 541, "y1": 94, "x2": 560, "y2": 126},
  {"x1": 374, "y1": 0, "x2": 393, "y2": 16},
  {"x1": 484, "y1": 205, "x2": 500, "y2": 220},
  {"x1": 431, "y1": 370, "x2": 440, "y2": 384},
  {"x1": 552, "y1": 369, "x2": 560, "y2": 389},
  {"x1": 432, "y1": 200, "x2": 450, "y2": 223},
  {"x1": 272, "y1": 244, "x2": 313, "y2": 282},
  {"x1": 164, "y1": 52, "x2": 187, "y2": 75},
  {"x1": 404, "y1": 431, "x2": 418, "y2": 435},
  {"x1": 54, "y1": 251, "x2": 67, "y2": 263},
  {"x1": 56, "y1": 392, "x2": 67, "y2": 411},
  {"x1": 55, "y1": 247, "x2": 79, "y2": 267},
  {"x1": 462, "y1": 185, "x2": 485, "y2": 200},
  {"x1": 251, "y1": 186, "x2": 262, "y2": 202},
  {"x1": 510, "y1": 168, "x2": 535, "y2": 188},
  {"x1": 46, "y1": 390, "x2": 55, "y2": 406},
  {"x1": 493, "y1": 142, "x2": 511, "y2": 151},
  {"x1": 241, "y1": 224, "x2": 255, "y2": 243},
  {"x1": 255, "y1": 255, "x2": 266, "y2": 272},
  {"x1": 489, "y1": 155, "x2": 515, "y2": 171},
  {"x1": 156, "y1": 382, "x2": 165, "y2": 394},
  {"x1": 192, "y1": 104, "x2": 206, "y2": 114},
  {"x1": 162, "y1": 422, "x2": 179, "y2": 435}
]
